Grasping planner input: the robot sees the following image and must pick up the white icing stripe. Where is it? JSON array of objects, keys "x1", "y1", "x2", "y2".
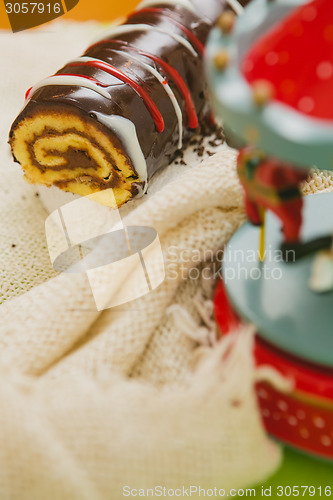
[
  {"x1": 136, "y1": 0, "x2": 199, "y2": 16},
  {"x1": 27, "y1": 75, "x2": 111, "y2": 101},
  {"x1": 95, "y1": 112, "x2": 148, "y2": 195},
  {"x1": 105, "y1": 52, "x2": 183, "y2": 149},
  {"x1": 98, "y1": 24, "x2": 198, "y2": 58},
  {"x1": 226, "y1": 0, "x2": 244, "y2": 15}
]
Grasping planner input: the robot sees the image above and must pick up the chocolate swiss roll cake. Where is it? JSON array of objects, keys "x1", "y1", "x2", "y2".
[{"x1": 9, "y1": 0, "x2": 247, "y2": 207}]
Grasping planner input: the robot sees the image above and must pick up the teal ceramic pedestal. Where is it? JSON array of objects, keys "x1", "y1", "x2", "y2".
[
  {"x1": 224, "y1": 192, "x2": 333, "y2": 368},
  {"x1": 224, "y1": 192, "x2": 333, "y2": 496}
]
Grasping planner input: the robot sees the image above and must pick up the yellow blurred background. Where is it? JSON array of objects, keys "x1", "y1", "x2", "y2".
[{"x1": 0, "y1": 0, "x2": 139, "y2": 29}]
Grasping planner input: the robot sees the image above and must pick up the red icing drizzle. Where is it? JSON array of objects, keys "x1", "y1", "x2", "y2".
[
  {"x1": 66, "y1": 60, "x2": 164, "y2": 132},
  {"x1": 127, "y1": 8, "x2": 205, "y2": 55},
  {"x1": 241, "y1": 0, "x2": 333, "y2": 120},
  {"x1": 25, "y1": 86, "x2": 33, "y2": 100},
  {"x1": 105, "y1": 40, "x2": 198, "y2": 129},
  {"x1": 141, "y1": 51, "x2": 198, "y2": 128}
]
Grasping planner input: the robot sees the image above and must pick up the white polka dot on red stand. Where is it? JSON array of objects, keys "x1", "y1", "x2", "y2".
[
  {"x1": 265, "y1": 51, "x2": 279, "y2": 66},
  {"x1": 296, "y1": 409, "x2": 306, "y2": 420},
  {"x1": 288, "y1": 416, "x2": 298, "y2": 427},
  {"x1": 321, "y1": 435, "x2": 332, "y2": 447},
  {"x1": 316, "y1": 61, "x2": 333, "y2": 80},
  {"x1": 302, "y1": 6, "x2": 317, "y2": 22},
  {"x1": 257, "y1": 388, "x2": 268, "y2": 400},
  {"x1": 277, "y1": 400, "x2": 288, "y2": 412},
  {"x1": 313, "y1": 416, "x2": 326, "y2": 429},
  {"x1": 298, "y1": 96, "x2": 315, "y2": 113}
]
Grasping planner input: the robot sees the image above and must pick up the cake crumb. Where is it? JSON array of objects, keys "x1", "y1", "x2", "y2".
[{"x1": 197, "y1": 146, "x2": 205, "y2": 157}]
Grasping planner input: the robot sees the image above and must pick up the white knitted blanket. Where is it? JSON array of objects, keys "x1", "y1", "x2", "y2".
[{"x1": 1, "y1": 20, "x2": 332, "y2": 500}]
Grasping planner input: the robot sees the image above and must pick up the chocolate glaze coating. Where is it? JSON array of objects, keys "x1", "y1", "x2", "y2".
[{"x1": 10, "y1": 0, "x2": 250, "y2": 184}]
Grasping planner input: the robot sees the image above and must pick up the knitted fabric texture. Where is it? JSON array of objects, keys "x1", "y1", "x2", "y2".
[{"x1": 1, "y1": 20, "x2": 331, "y2": 500}]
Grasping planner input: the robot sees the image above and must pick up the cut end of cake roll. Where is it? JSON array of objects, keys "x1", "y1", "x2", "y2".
[{"x1": 9, "y1": 104, "x2": 144, "y2": 208}]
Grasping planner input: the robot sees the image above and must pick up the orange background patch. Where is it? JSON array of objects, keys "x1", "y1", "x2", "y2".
[{"x1": 0, "y1": 0, "x2": 139, "y2": 30}]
